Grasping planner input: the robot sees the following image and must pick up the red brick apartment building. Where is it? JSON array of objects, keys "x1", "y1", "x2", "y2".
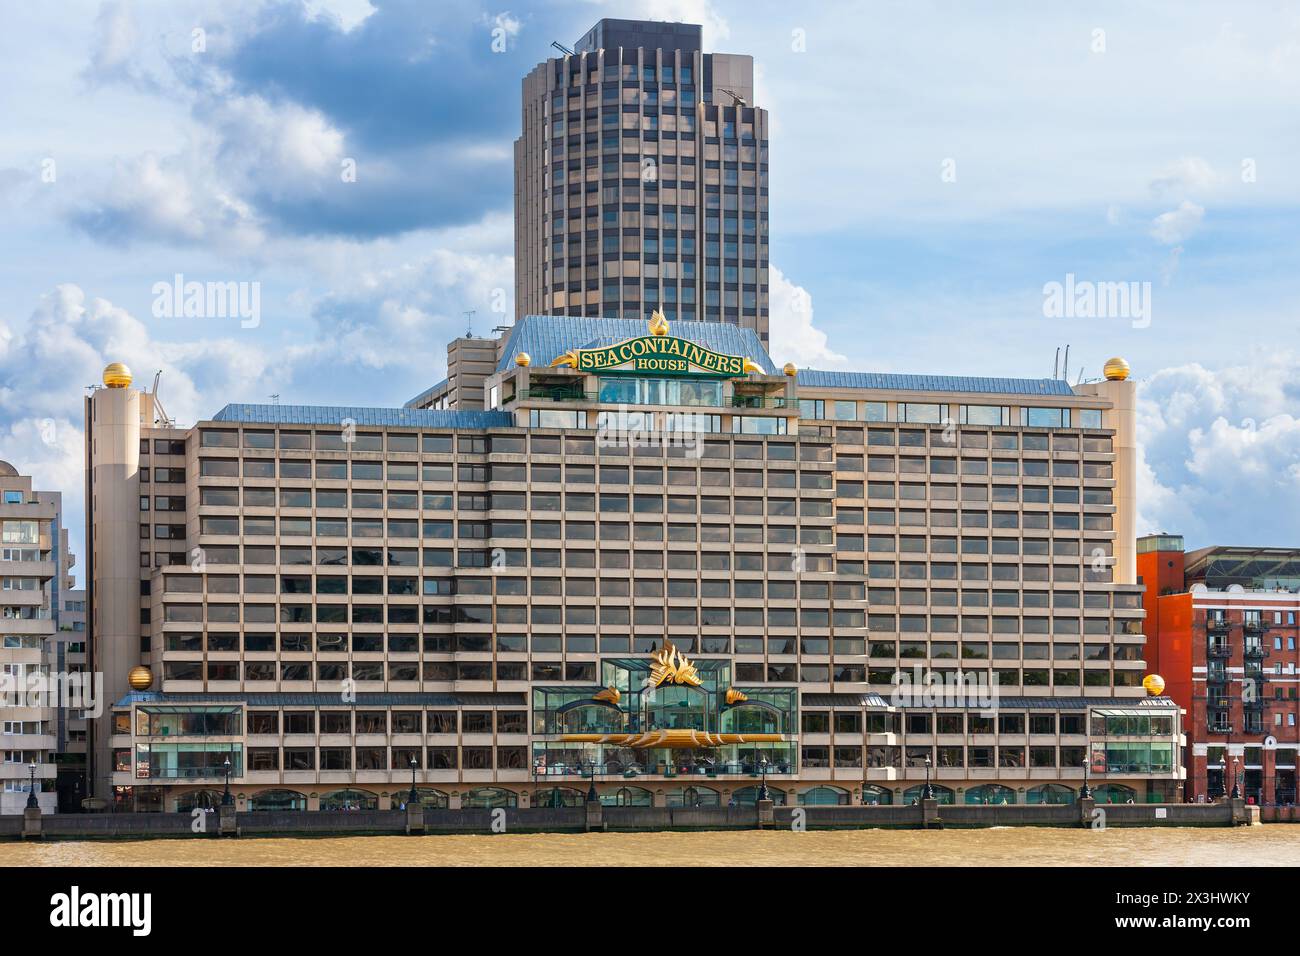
[{"x1": 1139, "y1": 535, "x2": 1300, "y2": 805}]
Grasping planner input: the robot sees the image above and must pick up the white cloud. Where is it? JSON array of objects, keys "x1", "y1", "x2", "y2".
[
  {"x1": 302, "y1": 0, "x2": 377, "y2": 33},
  {"x1": 70, "y1": 150, "x2": 264, "y2": 251},
  {"x1": 211, "y1": 92, "x2": 348, "y2": 184},
  {"x1": 766, "y1": 265, "x2": 846, "y2": 369},
  {"x1": 1150, "y1": 200, "x2": 1205, "y2": 245},
  {"x1": 1149, "y1": 157, "x2": 1219, "y2": 198},
  {"x1": 85, "y1": 0, "x2": 137, "y2": 80},
  {"x1": 1136, "y1": 351, "x2": 1300, "y2": 545},
  {"x1": 631, "y1": 0, "x2": 730, "y2": 48}
]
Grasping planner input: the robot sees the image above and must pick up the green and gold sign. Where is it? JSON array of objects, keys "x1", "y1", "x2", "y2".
[{"x1": 549, "y1": 311, "x2": 762, "y2": 377}]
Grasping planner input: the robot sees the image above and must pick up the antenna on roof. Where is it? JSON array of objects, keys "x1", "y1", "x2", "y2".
[
  {"x1": 464, "y1": 310, "x2": 477, "y2": 338},
  {"x1": 1053, "y1": 348, "x2": 1060, "y2": 379},
  {"x1": 551, "y1": 40, "x2": 574, "y2": 56},
  {"x1": 150, "y1": 370, "x2": 175, "y2": 428},
  {"x1": 270, "y1": 394, "x2": 280, "y2": 405},
  {"x1": 1062, "y1": 345, "x2": 1070, "y2": 382}
]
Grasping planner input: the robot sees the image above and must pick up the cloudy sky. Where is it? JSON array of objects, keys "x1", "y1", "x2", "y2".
[{"x1": 1, "y1": 0, "x2": 1298, "y2": 582}]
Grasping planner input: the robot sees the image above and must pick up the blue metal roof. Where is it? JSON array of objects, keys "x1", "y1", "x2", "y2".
[
  {"x1": 496, "y1": 314, "x2": 779, "y2": 374},
  {"x1": 404, "y1": 377, "x2": 448, "y2": 409},
  {"x1": 798, "y1": 369, "x2": 1075, "y2": 396},
  {"x1": 210, "y1": 404, "x2": 514, "y2": 429}
]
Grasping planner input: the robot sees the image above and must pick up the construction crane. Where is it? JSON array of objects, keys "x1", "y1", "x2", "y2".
[
  {"x1": 718, "y1": 88, "x2": 748, "y2": 107},
  {"x1": 551, "y1": 41, "x2": 574, "y2": 56}
]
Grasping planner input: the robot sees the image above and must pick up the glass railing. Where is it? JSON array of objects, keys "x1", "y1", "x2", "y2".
[
  {"x1": 730, "y1": 395, "x2": 789, "y2": 409},
  {"x1": 521, "y1": 387, "x2": 598, "y2": 403}
]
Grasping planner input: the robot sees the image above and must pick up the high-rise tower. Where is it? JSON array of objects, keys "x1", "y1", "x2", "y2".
[{"x1": 514, "y1": 18, "x2": 771, "y2": 343}]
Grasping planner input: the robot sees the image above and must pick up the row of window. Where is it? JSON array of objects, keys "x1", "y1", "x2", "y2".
[
  {"x1": 183, "y1": 510, "x2": 1100, "y2": 539},
  {"x1": 125, "y1": 703, "x2": 1173, "y2": 740},
  {"x1": 868, "y1": 589, "x2": 1136, "y2": 609},
  {"x1": 198, "y1": 430, "x2": 832, "y2": 459},
  {"x1": 116, "y1": 745, "x2": 531, "y2": 774},
  {"x1": 194, "y1": 428, "x2": 1110, "y2": 458},
  {"x1": 165, "y1": 574, "x2": 864, "y2": 600},
  {"x1": 162, "y1": 603, "x2": 867, "y2": 627},
  {"x1": 157, "y1": 660, "x2": 1142, "y2": 687},
  {"x1": 870, "y1": 641, "x2": 1143, "y2": 660},
  {"x1": 194, "y1": 516, "x2": 838, "y2": 539},
  {"x1": 867, "y1": 614, "x2": 1142, "y2": 635},
  {"x1": 796, "y1": 403, "x2": 1105, "y2": 430},
  {"x1": 131, "y1": 708, "x2": 523, "y2": 737},
  {"x1": 801, "y1": 744, "x2": 1172, "y2": 773},
  {"x1": 866, "y1": 562, "x2": 1113, "y2": 582},
  {"x1": 158, "y1": 632, "x2": 1134, "y2": 658},
  {"x1": 196, "y1": 459, "x2": 841, "y2": 482},
  {"x1": 171, "y1": 545, "x2": 840, "y2": 572}
]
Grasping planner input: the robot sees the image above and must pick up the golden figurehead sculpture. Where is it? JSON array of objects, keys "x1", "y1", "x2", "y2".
[
  {"x1": 648, "y1": 309, "x2": 669, "y2": 336},
  {"x1": 647, "y1": 640, "x2": 702, "y2": 687}
]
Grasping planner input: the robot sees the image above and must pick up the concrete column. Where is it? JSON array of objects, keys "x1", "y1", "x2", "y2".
[
  {"x1": 88, "y1": 384, "x2": 142, "y2": 801},
  {"x1": 218, "y1": 803, "x2": 238, "y2": 837},
  {"x1": 1230, "y1": 797, "x2": 1256, "y2": 826},
  {"x1": 584, "y1": 799, "x2": 604, "y2": 832},
  {"x1": 448, "y1": 792, "x2": 462, "y2": 810},
  {"x1": 22, "y1": 806, "x2": 43, "y2": 840},
  {"x1": 756, "y1": 798, "x2": 775, "y2": 829},
  {"x1": 1078, "y1": 797, "x2": 1097, "y2": 827},
  {"x1": 921, "y1": 798, "x2": 941, "y2": 829},
  {"x1": 405, "y1": 803, "x2": 425, "y2": 835}
]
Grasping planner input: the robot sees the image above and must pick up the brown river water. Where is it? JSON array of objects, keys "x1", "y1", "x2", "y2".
[{"x1": 3, "y1": 826, "x2": 1298, "y2": 866}]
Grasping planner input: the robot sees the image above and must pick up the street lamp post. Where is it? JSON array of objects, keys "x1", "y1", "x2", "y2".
[
  {"x1": 1218, "y1": 754, "x2": 1227, "y2": 801},
  {"x1": 25, "y1": 759, "x2": 38, "y2": 810},
  {"x1": 757, "y1": 757, "x2": 770, "y2": 802},
  {"x1": 1080, "y1": 751, "x2": 1092, "y2": 800},
  {"x1": 1231, "y1": 756, "x2": 1242, "y2": 800},
  {"x1": 221, "y1": 756, "x2": 233, "y2": 807},
  {"x1": 408, "y1": 755, "x2": 418, "y2": 807},
  {"x1": 922, "y1": 754, "x2": 935, "y2": 801},
  {"x1": 586, "y1": 757, "x2": 599, "y2": 803}
]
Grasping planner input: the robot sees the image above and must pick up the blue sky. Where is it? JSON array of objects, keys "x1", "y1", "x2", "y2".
[{"x1": 1, "y1": 0, "x2": 1299, "y2": 580}]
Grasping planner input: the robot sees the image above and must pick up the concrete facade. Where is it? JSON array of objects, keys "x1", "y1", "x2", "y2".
[
  {"x1": 84, "y1": 316, "x2": 1183, "y2": 814},
  {"x1": 514, "y1": 18, "x2": 771, "y2": 343},
  {"x1": 0, "y1": 461, "x2": 76, "y2": 814}
]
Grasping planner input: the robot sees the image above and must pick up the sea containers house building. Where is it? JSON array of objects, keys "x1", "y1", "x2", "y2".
[{"x1": 87, "y1": 317, "x2": 1182, "y2": 812}]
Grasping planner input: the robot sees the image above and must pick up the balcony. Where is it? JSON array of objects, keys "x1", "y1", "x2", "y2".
[
  {"x1": 1206, "y1": 618, "x2": 1230, "y2": 632},
  {"x1": 730, "y1": 395, "x2": 790, "y2": 409},
  {"x1": 1206, "y1": 665, "x2": 1227, "y2": 683},
  {"x1": 519, "y1": 387, "x2": 597, "y2": 403},
  {"x1": 1207, "y1": 722, "x2": 1231, "y2": 735},
  {"x1": 1243, "y1": 644, "x2": 1268, "y2": 660},
  {"x1": 1206, "y1": 644, "x2": 1231, "y2": 659}
]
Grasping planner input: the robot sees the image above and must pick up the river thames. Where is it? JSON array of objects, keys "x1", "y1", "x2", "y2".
[{"x1": 3, "y1": 825, "x2": 1297, "y2": 866}]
